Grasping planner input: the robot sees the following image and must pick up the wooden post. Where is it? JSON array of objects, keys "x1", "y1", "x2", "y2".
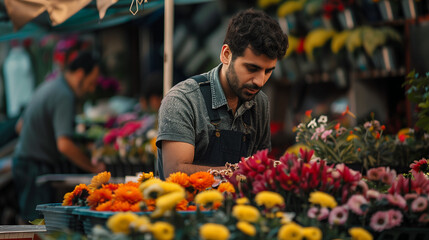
[{"x1": 163, "y1": 0, "x2": 174, "y2": 96}]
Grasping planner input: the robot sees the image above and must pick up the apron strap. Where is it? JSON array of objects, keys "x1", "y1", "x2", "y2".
[{"x1": 192, "y1": 75, "x2": 220, "y2": 123}]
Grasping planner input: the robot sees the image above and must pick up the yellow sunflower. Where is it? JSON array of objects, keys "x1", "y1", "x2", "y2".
[
  {"x1": 232, "y1": 205, "x2": 260, "y2": 223},
  {"x1": 199, "y1": 223, "x2": 230, "y2": 240},
  {"x1": 62, "y1": 184, "x2": 91, "y2": 206},
  {"x1": 151, "y1": 222, "x2": 174, "y2": 240},
  {"x1": 88, "y1": 171, "x2": 111, "y2": 190},
  {"x1": 106, "y1": 212, "x2": 139, "y2": 234},
  {"x1": 151, "y1": 191, "x2": 185, "y2": 218},
  {"x1": 236, "y1": 221, "x2": 256, "y2": 236},
  {"x1": 349, "y1": 227, "x2": 373, "y2": 240},
  {"x1": 302, "y1": 227, "x2": 322, "y2": 240},
  {"x1": 278, "y1": 222, "x2": 303, "y2": 240},
  {"x1": 255, "y1": 191, "x2": 284, "y2": 209},
  {"x1": 309, "y1": 191, "x2": 337, "y2": 208},
  {"x1": 195, "y1": 190, "x2": 224, "y2": 207}
]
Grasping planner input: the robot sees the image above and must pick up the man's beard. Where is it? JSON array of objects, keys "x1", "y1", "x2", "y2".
[{"x1": 226, "y1": 61, "x2": 261, "y2": 102}]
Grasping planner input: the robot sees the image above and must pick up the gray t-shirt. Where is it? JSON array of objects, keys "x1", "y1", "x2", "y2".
[
  {"x1": 14, "y1": 76, "x2": 75, "y2": 164},
  {"x1": 156, "y1": 64, "x2": 271, "y2": 177}
]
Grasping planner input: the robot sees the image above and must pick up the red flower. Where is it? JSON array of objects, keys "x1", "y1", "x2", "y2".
[
  {"x1": 305, "y1": 110, "x2": 312, "y2": 118},
  {"x1": 103, "y1": 129, "x2": 119, "y2": 145},
  {"x1": 410, "y1": 158, "x2": 429, "y2": 173}
]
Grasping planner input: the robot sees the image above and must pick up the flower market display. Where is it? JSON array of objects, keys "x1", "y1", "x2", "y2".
[{"x1": 35, "y1": 145, "x2": 429, "y2": 240}]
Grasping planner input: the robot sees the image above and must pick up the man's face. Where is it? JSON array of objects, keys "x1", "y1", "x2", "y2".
[
  {"x1": 225, "y1": 47, "x2": 277, "y2": 101},
  {"x1": 77, "y1": 66, "x2": 99, "y2": 98}
]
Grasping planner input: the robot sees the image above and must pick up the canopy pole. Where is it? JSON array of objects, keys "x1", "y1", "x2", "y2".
[{"x1": 163, "y1": 0, "x2": 174, "y2": 96}]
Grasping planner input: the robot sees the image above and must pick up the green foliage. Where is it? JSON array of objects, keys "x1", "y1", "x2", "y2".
[{"x1": 403, "y1": 70, "x2": 429, "y2": 133}]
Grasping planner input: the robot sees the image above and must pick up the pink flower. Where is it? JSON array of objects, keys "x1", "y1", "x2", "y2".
[
  {"x1": 352, "y1": 180, "x2": 368, "y2": 195},
  {"x1": 381, "y1": 168, "x2": 397, "y2": 185},
  {"x1": 307, "y1": 207, "x2": 329, "y2": 220},
  {"x1": 404, "y1": 193, "x2": 419, "y2": 201},
  {"x1": 103, "y1": 128, "x2": 119, "y2": 145},
  {"x1": 388, "y1": 175, "x2": 410, "y2": 195},
  {"x1": 410, "y1": 158, "x2": 429, "y2": 173},
  {"x1": 411, "y1": 196, "x2": 428, "y2": 212},
  {"x1": 366, "y1": 190, "x2": 381, "y2": 201},
  {"x1": 329, "y1": 206, "x2": 348, "y2": 225},
  {"x1": 321, "y1": 130, "x2": 333, "y2": 142},
  {"x1": 370, "y1": 211, "x2": 390, "y2": 232},
  {"x1": 347, "y1": 194, "x2": 368, "y2": 215},
  {"x1": 367, "y1": 167, "x2": 386, "y2": 181},
  {"x1": 386, "y1": 194, "x2": 407, "y2": 209},
  {"x1": 387, "y1": 209, "x2": 403, "y2": 228},
  {"x1": 419, "y1": 213, "x2": 429, "y2": 223}
]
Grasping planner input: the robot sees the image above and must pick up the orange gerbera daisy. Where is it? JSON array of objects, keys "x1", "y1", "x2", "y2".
[
  {"x1": 96, "y1": 201, "x2": 113, "y2": 211},
  {"x1": 166, "y1": 172, "x2": 191, "y2": 188},
  {"x1": 142, "y1": 199, "x2": 156, "y2": 212},
  {"x1": 114, "y1": 185, "x2": 143, "y2": 204},
  {"x1": 88, "y1": 171, "x2": 111, "y2": 190},
  {"x1": 102, "y1": 183, "x2": 119, "y2": 192},
  {"x1": 110, "y1": 201, "x2": 133, "y2": 212},
  {"x1": 218, "y1": 182, "x2": 235, "y2": 193},
  {"x1": 189, "y1": 172, "x2": 215, "y2": 191},
  {"x1": 62, "y1": 184, "x2": 91, "y2": 206},
  {"x1": 87, "y1": 188, "x2": 113, "y2": 209},
  {"x1": 175, "y1": 199, "x2": 189, "y2": 211}
]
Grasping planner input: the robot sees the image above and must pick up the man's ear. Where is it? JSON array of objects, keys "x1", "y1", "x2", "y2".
[{"x1": 220, "y1": 44, "x2": 232, "y2": 65}]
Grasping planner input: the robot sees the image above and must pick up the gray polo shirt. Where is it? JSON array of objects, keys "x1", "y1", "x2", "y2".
[
  {"x1": 156, "y1": 64, "x2": 271, "y2": 176},
  {"x1": 14, "y1": 76, "x2": 75, "y2": 164}
]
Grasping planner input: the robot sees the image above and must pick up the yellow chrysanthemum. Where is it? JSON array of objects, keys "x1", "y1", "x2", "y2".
[
  {"x1": 232, "y1": 205, "x2": 260, "y2": 223},
  {"x1": 255, "y1": 191, "x2": 284, "y2": 209},
  {"x1": 151, "y1": 222, "x2": 174, "y2": 240},
  {"x1": 106, "y1": 212, "x2": 139, "y2": 234},
  {"x1": 236, "y1": 197, "x2": 250, "y2": 205},
  {"x1": 331, "y1": 31, "x2": 351, "y2": 54},
  {"x1": 151, "y1": 191, "x2": 185, "y2": 218},
  {"x1": 309, "y1": 191, "x2": 337, "y2": 208},
  {"x1": 217, "y1": 182, "x2": 235, "y2": 193},
  {"x1": 278, "y1": 222, "x2": 303, "y2": 240},
  {"x1": 137, "y1": 172, "x2": 154, "y2": 183},
  {"x1": 236, "y1": 221, "x2": 256, "y2": 236},
  {"x1": 277, "y1": 0, "x2": 305, "y2": 18},
  {"x1": 130, "y1": 216, "x2": 151, "y2": 232},
  {"x1": 349, "y1": 227, "x2": 373, "y2": 240},
  {"x1": 285, "y1": 143, "x2": 310, "y2": 156},
  {"x1": 285, "y1": 35, "x2": 299, "y2": 57},
  {"x1": 139, "y1": 178, "x2": 163, "y2": 192},
  {"x1": 347, "y1": 134, "x2": 359, "y2": 141},
  {"x1": 166, "y1": 172, "x2": 191, "y2": 188},
  {"x1": 143, "y1": 183, "x2": 165, "y2": 199},
  {"x1": 304, "y1": 28, "x2": 336, "y2": 61},
  {"x1": 257, "y1": 0, "x2": 281, "y2": 9},
  {"x1": 346, "y1": 28, "x2": 363, "y2": 53},
  {"x1": 195, "y1": 190, "x2": 224, "y2": 207},
  {"x1": 199, "y1": 223, "x2": 230, "y2": 240},
  {"x1": 88, "y1": 171, "x2": 111, "y2": 190},
  {"x1": 114, "y1": 185, "x2": 143, "y2": 204},
  {"x1": 159, "y1": 182, "x2": 185, "y2": 195},
  {"x1": 302, "y1": 227, "x2": 322, "y2": 240}
]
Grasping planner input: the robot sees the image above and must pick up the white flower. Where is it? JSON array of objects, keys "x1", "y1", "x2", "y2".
[
  {"x1": 318, "y1": 115, "x2": 328, "y2": 124},
  {"x1": 307, "y1": 119, "x2": 317, "y2": 128},
  {"x1": 146, "y1": 129, "x2": 158, "y2": 139}
]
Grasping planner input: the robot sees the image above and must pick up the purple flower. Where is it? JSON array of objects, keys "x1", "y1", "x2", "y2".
[
  {"x1": 370, "y1": 211, "x2": 390, "y2": 232},
  {"x1": 329, "y1": 206, "x2": 349, "y2": 225}
]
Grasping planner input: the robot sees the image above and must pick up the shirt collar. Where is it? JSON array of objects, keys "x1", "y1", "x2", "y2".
[{"x1": 207, "y1": 64, "x2": 255, "y2": 111}]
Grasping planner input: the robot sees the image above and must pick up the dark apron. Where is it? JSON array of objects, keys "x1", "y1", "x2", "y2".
[{"x1": 192, "y1": 75, "x2": 251, "y2": 166}]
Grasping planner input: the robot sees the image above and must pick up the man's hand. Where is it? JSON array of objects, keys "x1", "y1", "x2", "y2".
[
  {"x1": 57, "y1": 136, "x2": 106, "y2": 173},
  {"x1": 162, "y1": 140, "x2": 225, "y2": 177}
]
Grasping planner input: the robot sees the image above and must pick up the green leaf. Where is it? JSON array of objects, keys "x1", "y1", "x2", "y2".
[{"x1": 29, "y1": 218, "x2": 45, "y2": 225}]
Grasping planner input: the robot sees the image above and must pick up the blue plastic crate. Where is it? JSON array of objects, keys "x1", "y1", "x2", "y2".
[{"x1": 36, "y1": 203, "x2": 84, "y2": 233}]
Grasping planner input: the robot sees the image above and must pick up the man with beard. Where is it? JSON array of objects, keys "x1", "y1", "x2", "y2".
[
  {"x1": 13, "y1": 50, "x2": 106, "y2": 222},
  {"x1": 156, "y1": 8, "x2": 288, "y2": 179}
]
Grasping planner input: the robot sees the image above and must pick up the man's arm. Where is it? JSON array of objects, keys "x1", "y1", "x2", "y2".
[
  {"x1": 57, "y1": 136, "x2": 105, "y2": 173},
  {"x1": 15, "y1": 118, "x2": 23, "y2": 135},
  {"x1": 162, "y1": 140, "x2": 225, "y2": 177}
]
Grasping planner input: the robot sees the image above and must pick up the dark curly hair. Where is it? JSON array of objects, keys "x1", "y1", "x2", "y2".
[{"x1": 223, "y1": 8, "x2": 288, "y2": 60}]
